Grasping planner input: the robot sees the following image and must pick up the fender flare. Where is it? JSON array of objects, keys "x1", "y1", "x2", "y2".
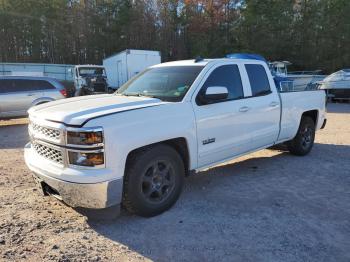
[{"x1": 31, "y1": 97, "x2": 55, "y2": 107}]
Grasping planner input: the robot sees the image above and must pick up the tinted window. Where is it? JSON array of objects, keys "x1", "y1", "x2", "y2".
[
  {"x1": 0, "y1": 79, "x2": 55, "y2": 93},
  {"x1": 245, "y1": 64, "x2": 271, "y2": 96},
  {"x1": 34, "y1": 80, "x2": 55, "y2": 90},
  {"x1": 78, "y1": 67, "x2": 106, "y2": 77},
  {"x1": 0, "y1": 80, "x2": 15, "y2": 93},
  {"x1": 14, "y1": 80, "x2": 36, "y2": 92},
  {"x1": 197, "y1": 65, "x2": 244, "y2": 104}
]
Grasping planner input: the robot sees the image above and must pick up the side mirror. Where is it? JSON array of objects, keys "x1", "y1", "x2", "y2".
[{"x1": 203, "y1": 86, "x2": 229, "y2": 102}]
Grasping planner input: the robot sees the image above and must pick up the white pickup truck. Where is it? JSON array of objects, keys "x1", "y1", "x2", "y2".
[{"x1": 24, "y1": 58, "x2": 327, "y2": 217}]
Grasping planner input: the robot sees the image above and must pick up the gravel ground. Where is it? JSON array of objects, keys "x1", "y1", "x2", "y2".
[{"x1": 0, "y1": 103, "x2": 349, "y2": 262}]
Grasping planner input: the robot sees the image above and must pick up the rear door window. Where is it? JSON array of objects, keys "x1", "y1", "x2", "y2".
[
  {"x1": 245, "y1": 64, "x2": 271, "y2": 96},
  {"x1": 14, "y1": 80, "x2": 36, "y2": 92},
  {"x1": 33, "y1": 80, "x2": 56, "y2": 90}
]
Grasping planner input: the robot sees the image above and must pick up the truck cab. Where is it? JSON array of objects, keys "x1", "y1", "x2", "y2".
[{"x1": 72, "y1": 65, "x2": 109, "y2": 96}]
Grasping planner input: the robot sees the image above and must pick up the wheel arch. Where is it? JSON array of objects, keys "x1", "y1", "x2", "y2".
[
  {"x1": 125, "y1": 137, "x2": 191, "y2": 176},
  {"x1": 301, "y1": 109, "x2": 319, "y2": 126},
  {"x1": 31, "y1": 97, "x2": 55, "y2": 107}
]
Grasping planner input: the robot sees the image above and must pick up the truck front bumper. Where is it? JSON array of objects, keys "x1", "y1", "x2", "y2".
[{"x1": 24, "y1": 143, "x2": 123, "y2": 209}]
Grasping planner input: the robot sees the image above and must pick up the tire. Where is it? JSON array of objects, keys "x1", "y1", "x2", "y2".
[
  {"x1": 123, "y1": 144, "x2": 185, "y2": 217},
  {"x1": 287, "y1": 116, "x2": 315, "y2": 156}
]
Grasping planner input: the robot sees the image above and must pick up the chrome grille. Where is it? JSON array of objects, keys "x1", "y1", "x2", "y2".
[
  {"x1": 32, "y1": 142, "x2": 64, "y2": 165},
  {"x1": 30, "y1": 122, "x2": 61, "y2": 140}
]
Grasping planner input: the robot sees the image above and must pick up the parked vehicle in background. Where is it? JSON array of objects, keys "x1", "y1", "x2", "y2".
[
  {"x1": 0, "y1": 76, "x2": 66, "y2": 119},
  {"x1": 24, "y1": 58, "x2": 327, "y2": 218},
  {"x1": 103, "y1": 49, "x2": 161, "y2": 89},
  {"x1": 269, "y1": 61, "x2": 326, "y2": 91},
  {"x1": 319, "y1": 69, "x2": 350, "y2": 101},
  {"x1": 71, "y1": 65, "x2": 109, "y2": 96}
]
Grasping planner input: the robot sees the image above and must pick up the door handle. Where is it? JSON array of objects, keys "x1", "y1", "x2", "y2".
[
  {"x1": 239, "y1": 106, "x2": 250, "y2": 113},
  {"x1": 27, "y1": 94, "x2": 35, "y2": 96},
  {"x1": 269, "y1": 101, "x2": 279, "y2": 107}
]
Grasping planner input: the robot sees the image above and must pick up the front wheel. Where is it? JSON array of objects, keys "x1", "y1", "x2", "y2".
[
  {"x1": 287, "y1": 116, "x2": 315, "y2": 156},
  {"x1": 123, "y1": 144, "x2": 185, "y2": 217}
]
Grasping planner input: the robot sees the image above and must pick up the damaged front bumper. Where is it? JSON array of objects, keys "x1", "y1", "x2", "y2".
[{"x1": 24, "y1": 143, "x2": 123, "y2": 210}]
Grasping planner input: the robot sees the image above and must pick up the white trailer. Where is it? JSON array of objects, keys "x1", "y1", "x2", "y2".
[{"x1": 103, "y1": 49, "x2": 161, "y2": 89}]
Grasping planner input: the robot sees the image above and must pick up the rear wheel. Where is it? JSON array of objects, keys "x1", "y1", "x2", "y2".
[
  {"x1": 287, "y1": 116, "x2": 315, "y2": 156},
  {"x1": 123, "y1": 144, "x2": 185, "y2": 217}
]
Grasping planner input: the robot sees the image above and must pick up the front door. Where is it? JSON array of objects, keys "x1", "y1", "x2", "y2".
[{"x1": 192, "y1": 64, "x2": 253, "y2": 168}]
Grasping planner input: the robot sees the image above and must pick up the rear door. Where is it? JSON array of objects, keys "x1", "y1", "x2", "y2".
[
  {"x1": 242, "y1": 64, "x2": 280, "y2": 148},
  {"x1": 0, "y1": 79, "x2": 42, "y2": 117},
  {"x1": 15, "y1": 79, "x2": 44, "y2": 111}
]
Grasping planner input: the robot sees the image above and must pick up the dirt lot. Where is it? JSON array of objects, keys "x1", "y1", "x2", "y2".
[{"x1": 0, "y1": 103, "x2": 349, "y2": 262}]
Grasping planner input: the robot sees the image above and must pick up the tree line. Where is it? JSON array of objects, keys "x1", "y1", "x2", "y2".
[{"x1": 0, "y1": 0, "x2": 349, "y2": 73}]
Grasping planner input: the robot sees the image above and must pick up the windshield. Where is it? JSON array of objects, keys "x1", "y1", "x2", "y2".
[
  {"x1": 116, "y1": 66, "x2": 204, "y2": 102},
  {"x1": 78, "y1": 67, "x2": 106, "y2": 77}
]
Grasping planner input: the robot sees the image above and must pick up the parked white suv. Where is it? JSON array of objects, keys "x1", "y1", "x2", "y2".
[
  {"x1": 0, "y1": 76, "x2": 67, "y2": 118},
  {"x1": 24, "y1": 58, "x2": 327, "y2": 217}
]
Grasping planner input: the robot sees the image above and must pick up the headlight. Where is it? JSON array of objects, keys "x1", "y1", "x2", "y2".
[
  {"x1": 66, "y1": 127, "x2": 105, "y2": 168},
  {"x1": 67, "y1": 129, "x2": 103, "y2": 146},
  {"x1": 68, "y1": 151, "x2": 104, "y2": 167}
]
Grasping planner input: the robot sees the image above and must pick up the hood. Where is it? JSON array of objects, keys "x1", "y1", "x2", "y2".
[{"x1": 29, "y1": 94, "x2": 164, "y2": 126}]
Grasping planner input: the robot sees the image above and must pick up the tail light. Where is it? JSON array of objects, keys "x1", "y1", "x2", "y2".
[{"x1": 60, "y1": 89, "x2": 67, "y2": 97}]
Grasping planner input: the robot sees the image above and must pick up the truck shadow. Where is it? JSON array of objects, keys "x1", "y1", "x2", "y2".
[{"x1": 86, "y1": 143, "x2": 350, "y2": 261}]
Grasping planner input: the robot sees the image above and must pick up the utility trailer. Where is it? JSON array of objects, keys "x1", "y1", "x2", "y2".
[{"x1": 103, "y1": 49, "x2": 161, "y2": 89}]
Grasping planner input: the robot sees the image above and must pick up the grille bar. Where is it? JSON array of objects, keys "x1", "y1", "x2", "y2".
[
  {"x1": 30, "y1": 122, "x2": 61, "y2": 141},
  {"x1": 32, "y1": 141, "x2": 64, "y2": 165}
]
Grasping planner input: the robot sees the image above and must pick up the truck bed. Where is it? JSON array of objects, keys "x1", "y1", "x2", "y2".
[{"x1": 278, "y1": 90, "x2": 326, "y2": 142}]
